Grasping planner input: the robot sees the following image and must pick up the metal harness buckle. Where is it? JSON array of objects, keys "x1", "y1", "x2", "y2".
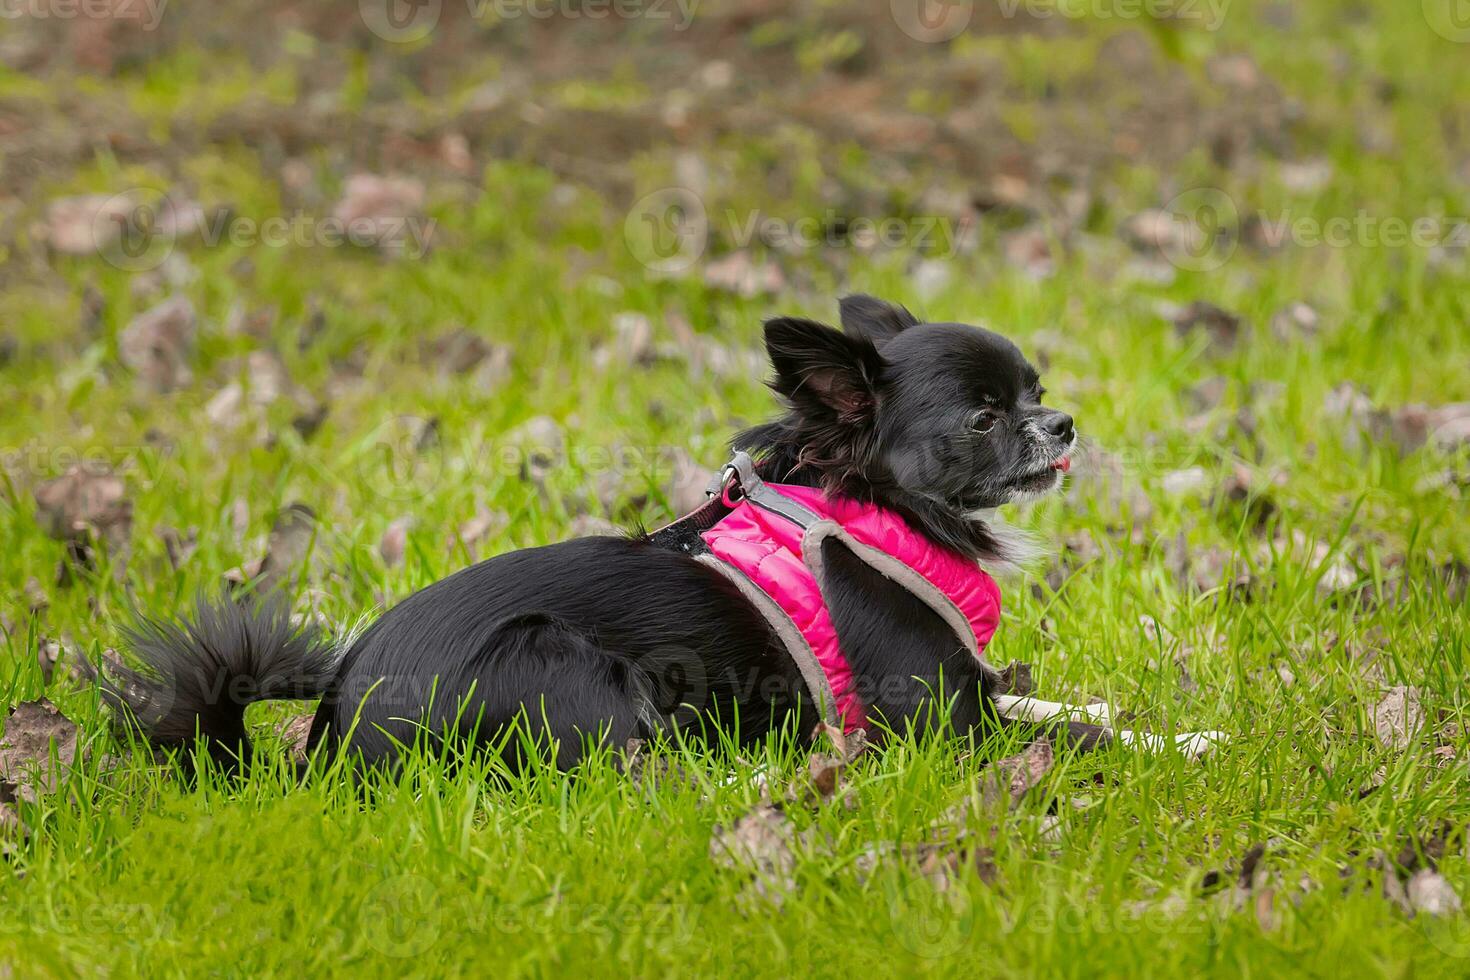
[{"x1": 706, "y1": 450, "x2": 760, "y2": 503}]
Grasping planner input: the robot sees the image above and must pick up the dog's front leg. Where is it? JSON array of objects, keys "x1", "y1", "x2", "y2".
[
  {"x1": 817, "y1": 537, "x2": 995, "y2": 736},
  {"x1": 1048, "y1": 719, "x2": 1227, "y2": 760}
]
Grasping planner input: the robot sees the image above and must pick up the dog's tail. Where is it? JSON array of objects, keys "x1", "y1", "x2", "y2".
[{"x1": 89, "y1": 595, "x2": 340, "y2": 775}]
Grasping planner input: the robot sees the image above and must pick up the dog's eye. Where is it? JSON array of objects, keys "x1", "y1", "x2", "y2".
[{"x1": 969, "y1": 409, "x2": 998, "y2": 434}]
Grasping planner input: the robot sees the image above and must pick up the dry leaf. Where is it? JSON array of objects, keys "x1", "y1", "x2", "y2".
[
  {"x1": 805, "y1": 753, "x2": 844, "y2": 802},
  {"x1": 666, "y1": 448, "x2": 714, "y2": 516},
  {"x1": 710, "y1": 804, "x2": 798, "y2": 899},
  {"x1": 205, "y1": 383, "x2": 246, "y2": 427},
  {"x1": 1389, "y1": 402, "x2": 1470, "y2": 455},
  {"x1": 1280, "y1": 159, "x2": 1333, "y2": 194},
  {"x1": 423, "y1": 329, "x2": 513, "y2": 384},
  {"x1": 1002, "y1": 227, "x2": 1056, "y2": 279},
  {"x1": 912, "y1": 258, "x2": 953, "y2": 300},
  {"x1": 457, "y1": 508, "x2": 508, "y2": 556},
  {"x1": 0, "y1": 699, "x2": 80, "y2": 804},
  {"x1": 262, "y1": 504, "x2": 316, "y2": 583},
  {"x1": 119, "y1": 295, "x2": 197, "y2": 392},
  {"x1": 1, "y1": 782, "x2": 28, "y2": 851},
  {"x1": 1161, "y1": 466, "x2": 1210, "y2": 496},
  {"x1": 507, "y1": 416, "x2": 565, "y2": 486},
  {"x1": 279, "y1": 713, "x2": 314, "y2": 762},
  {"x1": 812, "y1": 722, "x2": 868, "y2": 764},
  {"x1": 978, "y1": 741, "x2": 1054, "y2": 809},
  {"x1": 594, "y1": 312, "x2": 657, "y2": 369},
  {"x1": 1382, "y1": 856, "x2": 1413, "y2": 914},
  {"x1": 332, "y1": 174, "x2": 427, "y2": 254},
  {"x1": 437, "y1": 132, "x2": 472, "y2": 175},
  {"x1": 1270, "y1": 301, "x2": 1320, "y2": 341},
  {"x1": 915, "y1": 838, "x2": 999, "y2": 890},
  {"x1": 1323, "y1": 383, "x2": 1390, "y2": 451},
  {"x1": 379, "y1": 518, "x2": 412, "y2": 568},
  {"x1": 619, "y1": 738, "x2": 694, "y2": 791},
  {"x1": 24, "y1": 579, "x2": 49, "y2": 615},
  {"x1": 1371, "y1": 686, "x2": 1424, "y2": 751},
  {"x1": 1407, "y1": 870, "x2": 1463, "y2": 917},
  {"x1": 1237, "y1": 842, "x2": 1266, "y2": 889},
  {"x1": 1168, "y1": 301, "x2": 1243, "y2": 351},
  {"x1": 37, "y1": 639, "x2": 64, "y2": 686},
  {"x1": 1253, "y1": 887, "x2": 1278, "y2": 931},
  {"x1": 703, "y1": 252, "x2": 784, "y2": 298},
  {"x1": 158, "y1": 525, "x2": 199, "y2": 571},
  {"x1": 997, "y1": 661, "x2": 1035, "y2": 697},
  {"x1": 1124, "y1": 209, "x2": 1204, "y2": 256},
  {"x1": 243, "y1": 350, "x2": 291, "y2": 407},
  {"x1": 33, "y1": 466, "x2": 132, "y2": 554},
  {"x1": 291, "y1": 399, "x2": 329, "y2": 441},
  {"x1": 40, "y1": 194, "x2": 131, "y2": 255},
  {"x1": 662, "y1": 313, "x2": 765, "y2": 381}
]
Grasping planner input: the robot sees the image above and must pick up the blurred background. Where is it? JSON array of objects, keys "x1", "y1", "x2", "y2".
[
  {"x1": 2, "y1": 5, "x2": 1470, "y2": 971},
  {"x1": 0, "y1": 0, "x2": 1467, "y2": 628}
]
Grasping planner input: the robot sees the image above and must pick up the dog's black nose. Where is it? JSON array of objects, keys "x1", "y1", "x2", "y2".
[{"x1": 1042, "y1": 411, "x2": 1074, "y2": 442}]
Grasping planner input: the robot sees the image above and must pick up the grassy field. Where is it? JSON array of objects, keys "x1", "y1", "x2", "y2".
[{"x1": 2, "y1": 1, "x2": 1469, "y2": 975}]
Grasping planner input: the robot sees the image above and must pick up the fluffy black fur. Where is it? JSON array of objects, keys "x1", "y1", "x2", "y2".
[{"x1": 103, "y1": 295, "x2": 1083, "y2": 774}]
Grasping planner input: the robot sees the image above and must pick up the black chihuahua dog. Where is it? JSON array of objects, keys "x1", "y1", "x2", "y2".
[{"x1": 102, "y1": 295, "x2": 1082, "y2": 775}]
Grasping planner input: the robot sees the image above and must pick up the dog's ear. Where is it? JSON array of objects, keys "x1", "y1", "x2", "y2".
[
  {"x1": 764, "y1": 316, "x2": 883, "y2": 422},
  {"x1": 838, "y1": 294, "x2": 918, "y2": 348}
]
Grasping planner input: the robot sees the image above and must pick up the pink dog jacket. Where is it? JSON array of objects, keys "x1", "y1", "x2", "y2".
[{"x1": 694, "y1": 453, "x2": 1003, "y2": 733}]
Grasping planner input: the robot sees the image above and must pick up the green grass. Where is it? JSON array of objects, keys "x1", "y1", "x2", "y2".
[{"x1": 2, "y1": 1, "x2": 1469, "y2": 975}]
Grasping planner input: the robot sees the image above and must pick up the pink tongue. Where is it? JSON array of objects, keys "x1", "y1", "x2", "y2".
[{"x1": 1051, "y1": 456, "x2": 1072, "y2": 473}]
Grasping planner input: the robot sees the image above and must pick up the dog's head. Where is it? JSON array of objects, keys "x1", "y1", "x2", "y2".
[{"x1": 737, "y1": 295, "x2": 1075, "y2": 561}]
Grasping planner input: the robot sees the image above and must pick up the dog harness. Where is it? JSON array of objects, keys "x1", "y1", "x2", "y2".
[
  {"x1": 683, "y1": 452, "x2": 1003, "y2": 732},
  {"x1": 649, "y1": 452, "x2": 1224, "y2": 754}
]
